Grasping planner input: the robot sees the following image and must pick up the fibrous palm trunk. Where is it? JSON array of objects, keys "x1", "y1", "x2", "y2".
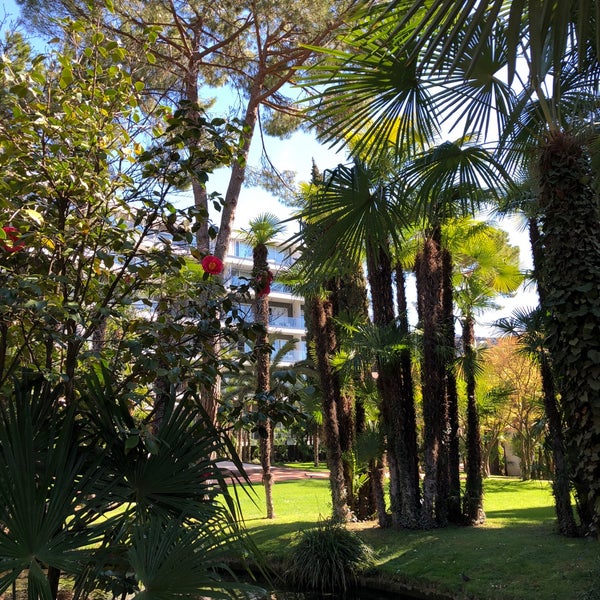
[
  {"x1": 538, "y1": 131, "x2": 600, "y2": 537},
  {"x1": 462, "y1": 313, "x2": 485, "y2": 525},
  {"x1": 309, "y1": 294, "x2": 352, "y2": 522},
  {"x1": 415, "y1": 230, "x2": 448, "y2": 528},
  {"x1": 368, "y1": 245, "x2": 420, "y2": 528},
  {"x1": 441, "y1": 248, "x2": 462, "y2": 523},
  {"x1": 528, "y1": 217, "x2": 577, "y2": 536},
  {"x1": 253, "y1": 243, "x2": 275, "y2": 519},
  {"x1": 333, "y1": 269, "x2": 375, "y2": 518}
]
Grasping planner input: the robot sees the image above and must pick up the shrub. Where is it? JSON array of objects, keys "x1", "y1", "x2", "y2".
[{"x1": 286, "y1": 520, "x2": 374, "y2": 593}]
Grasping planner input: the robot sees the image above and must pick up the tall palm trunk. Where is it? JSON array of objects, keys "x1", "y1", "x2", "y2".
[
  {"x1": 309, "y1": 294, "x2": 352, "y2": 522},
  {"x1": 462, "y1": 313, "x2": 485, "y2": 524},
  {"x1": 330, "y1": 278, "x2": 357, "y2": 511},
  {"x1": 415, "y1": 230, "x2": 447, "y2": 528},
  {"x1": 392, "y1": 265, "x2": 420, "y2": 526},
  {"x1": 441, "y1": 248, "x2": 462, "y2": 523},
  {"x1": 334, "y1": 270, "x2": 377, "y2": 518},
  {"x1": 529, "y1": 218, "x2": 578, "y2": 536},
  {"x1": 538, "y1": 131, "x2": 600, "y2": 536},
  {"x1": 367, "y1": 245, "x2": 420, "y2": 528},
  {"x1": 253, "y1": 243, "x2": 275, "y2": 519}
]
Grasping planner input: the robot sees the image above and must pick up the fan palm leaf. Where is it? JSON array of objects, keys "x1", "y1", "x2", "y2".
[
  {"x1": 302, "y1": 32, "x2": 440, "y2": 161},
  {"x1": 289, "y1": 159, "x2": 409, "y2": 277},
  {"x1": 129, "y1": 517, "x2": 259, "y2": 600},
  {"x1": 379, "y1": 0, "x2": 599, "y2": 88},
  {"x1": 0, "y1": 376, "x2": 117, "y2": 600}
]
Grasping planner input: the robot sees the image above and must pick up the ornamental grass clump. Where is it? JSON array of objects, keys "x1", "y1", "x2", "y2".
[{"x1": 287, "y1": 519, "x2": 374, "y2": 593}]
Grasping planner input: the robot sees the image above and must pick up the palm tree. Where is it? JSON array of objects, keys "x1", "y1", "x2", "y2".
[
  {"x1": 300, "y1": 0, "x2": 600, "y2": 536},
  {"x1": 290, "y1": 157, "x2": 422, "y2": 528},
  {"x1": 404, "y1": 140, "x2": 511, "y2": 527},
  {"x1": 239, "y1": 213, "x2": 285, "y2": 519},
  {"x1": 452, "y1": 222, "x2": 522, "y2": 523}
]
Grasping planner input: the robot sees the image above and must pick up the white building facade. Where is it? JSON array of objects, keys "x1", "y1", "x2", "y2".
[{"x1": 225, "y1": 236, "x2": 306, "y2": 365}]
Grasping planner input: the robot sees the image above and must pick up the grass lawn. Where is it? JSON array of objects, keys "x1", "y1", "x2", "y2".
[{"x1": 233, "y1": 476, "x2": 600, "y2": 600}]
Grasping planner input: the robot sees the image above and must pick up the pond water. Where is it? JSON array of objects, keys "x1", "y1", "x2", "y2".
[{"x1": 245, "y1": 586, "x2": 414, "y2": 600}]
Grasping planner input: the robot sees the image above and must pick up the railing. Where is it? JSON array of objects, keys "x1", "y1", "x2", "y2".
[
  {"x1": 271, "y1": 315, "x2": 305, "y2": 329},
  {"x1": 229, "y1": 277, "x2": 294, "y2": 295}
]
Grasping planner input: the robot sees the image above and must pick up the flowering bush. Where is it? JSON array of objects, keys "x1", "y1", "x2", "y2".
[
  {"x1": 1, "y1": 226, "x2": 24, "y2": 253},
  {"x1": 201, "y1": 254, "x2": 223, "y2": 275}
]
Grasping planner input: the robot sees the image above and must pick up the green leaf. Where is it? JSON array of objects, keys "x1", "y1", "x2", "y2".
[
  {"x1": 23, "y1": 209, "x2": 44, "y2": 225},
  {"x1": 125, "y1": 435, "x2": 140, "y2": 452},
  {"x1": 59, "y1": 66, "x2": 73, "y2": 89}
]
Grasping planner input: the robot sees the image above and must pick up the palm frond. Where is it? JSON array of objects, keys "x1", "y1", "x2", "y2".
[
  {"x1": 402, "y1": 138, "x2": 511, "y2": 221},
  {"x1": 129, "y1": 518, "x2": 259, "y2": 600},
  {"x1": 379, "y1": 0, "x2": 600, "y2": 87},
  {"x1": 288, "y1": 159, "x2": 409, "y2": 279},
  {"x1": 301, "y1": 29, "x2": 440, "y2": 161},
  {"x1": 0, "y1": 375, "x2": 113, "y2": 600},
  {"x1": 238, "y1": 212, "x2": 286, "y2": 247}
]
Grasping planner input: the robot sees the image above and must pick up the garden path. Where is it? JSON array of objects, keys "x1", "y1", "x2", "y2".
[{"x1": 216, "y1": 461, "x2": 330, "y2": 484}]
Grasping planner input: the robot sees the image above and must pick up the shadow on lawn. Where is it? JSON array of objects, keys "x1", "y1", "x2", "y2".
[
  {"x1": 243, "y1": 520, "x2": 320, "y2": 547},
  {"x1": 484, "y1": 505, "x2": 556, "y2": 525}
]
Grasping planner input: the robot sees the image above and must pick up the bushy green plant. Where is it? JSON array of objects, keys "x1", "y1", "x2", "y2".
[
  {"x1": 286, "y1": 520, "x2": 374, "y2": 593},
  {"x1": 0, "y1": 370, "x2": 259, "y2": 600}
]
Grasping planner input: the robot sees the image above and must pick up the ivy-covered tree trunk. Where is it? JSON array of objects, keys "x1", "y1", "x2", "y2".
[
  {"x1": 309, "y1": 295, "x2": 352, "y2": 523},
  {"x1": 462, "y1": 313, "x2": 485, "y2": 525},
  {"x1": 528, "y1": 217, "x2": 578, "y2": 536},
  {"x1": 538, "y1": 131, "x2": 600, "y2": 537},
  {"x1": 415, "y1": 231, "x2": 448, "y2": 528}
]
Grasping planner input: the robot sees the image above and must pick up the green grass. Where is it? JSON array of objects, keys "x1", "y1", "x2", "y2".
[{"x1": 233, "y1": 477, "x2": 600, "y2": 600}]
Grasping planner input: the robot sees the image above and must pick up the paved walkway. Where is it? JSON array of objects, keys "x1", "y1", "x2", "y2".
[{"x1": 216, "y1": 461, "x2": 330, "y2": 484}]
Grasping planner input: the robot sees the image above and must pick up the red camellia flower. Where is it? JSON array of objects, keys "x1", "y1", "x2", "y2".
[
  {"x1": 1, "y1": 226, "x2": 24, "y2": 253},
  {"x1": 201, "y1": 254, "x2": 223, "y2": 275}
]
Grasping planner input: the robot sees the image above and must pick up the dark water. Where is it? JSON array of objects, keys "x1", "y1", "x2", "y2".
[{"x1": 246, "y1": 587, "x2": 413, "y2": 599}]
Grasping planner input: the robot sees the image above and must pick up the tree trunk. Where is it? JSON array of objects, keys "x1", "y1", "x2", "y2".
[
  {"x1": 196, "y1": 89, "x2": 260, "y2": 423},
  {"x1": 538, "y1": 131, "x2": 600, "y2": 536},
  {"x1": 528, "y1": 218, "x2": 578, "y2": 536},
  {"x1": 441, "y1": 248, "x2": 462, "y2": 523},
  {"x1": 415, "y1": 231, "x2": 447, "y2": 528},
  {"x1": 462, "y1": 314, "x2": 485, "y2": 525},
  {"x1": 214, "y1": 96, "x2": 260, "y2": 263},
  {"x1": 313, "y1": 423, "x2": 320, "y2": 467},
  {"x1": 370, "y1": 457, "x2": 389, "y2": 528},
  {"x1": 368, "y1": 246, "x2": 420, "y2": 528},
  {"x1": 253, "y1": 242, "x2": 275, "y2": 519},
  {"x1": 332, "y1": 270, "x2": 370, "y2": 515},
  {"x1": 309, "y1": 295, "x2": 351, "y2": 522}
]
